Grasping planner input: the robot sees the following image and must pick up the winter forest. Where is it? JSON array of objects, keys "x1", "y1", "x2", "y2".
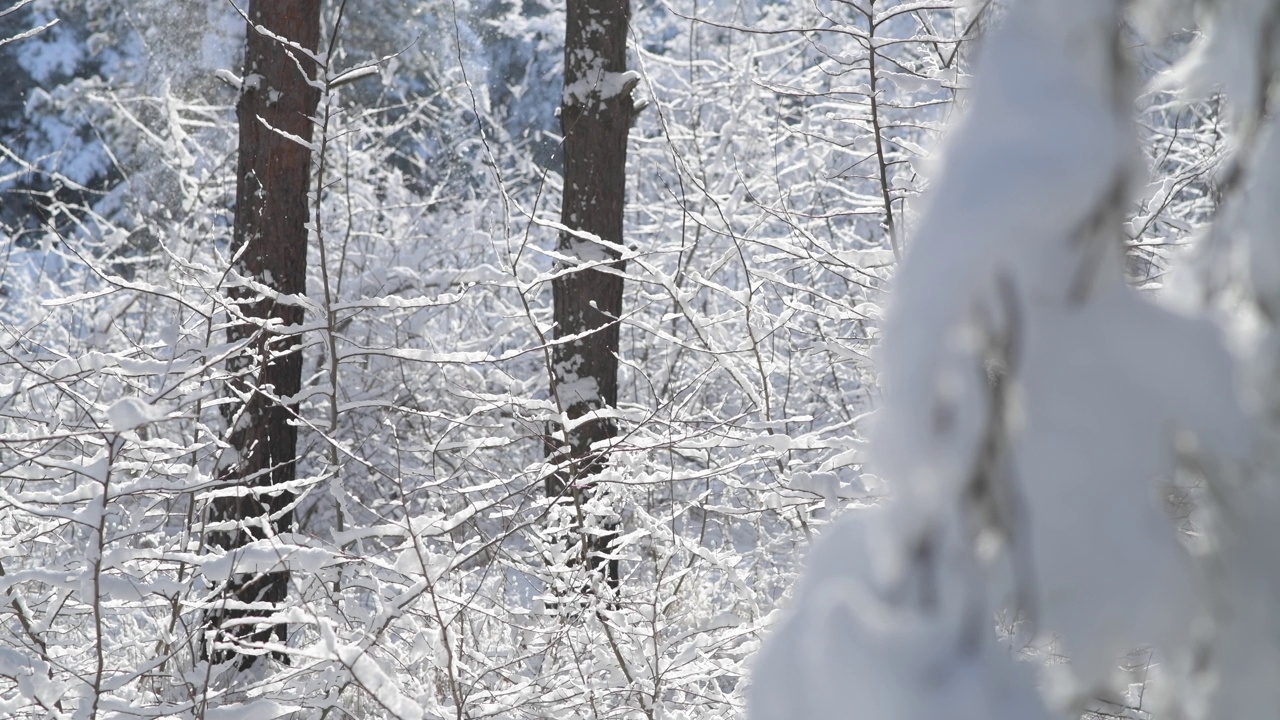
[{"x1": 5, "y1": 0, "x2": 1280, "y2": 717}]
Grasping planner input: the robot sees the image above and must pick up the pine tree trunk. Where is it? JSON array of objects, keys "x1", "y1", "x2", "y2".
[
  {"x1": 547, "y1": 0, "x2": 634, "y2": 597},
  {"x1": 205, "y1": 0, "x2": 321, "y2": 668}
]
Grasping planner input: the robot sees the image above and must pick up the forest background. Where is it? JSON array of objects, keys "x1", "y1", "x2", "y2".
[{"x1": 0, "y1": 0, "x2": 1263, "y2": 718}]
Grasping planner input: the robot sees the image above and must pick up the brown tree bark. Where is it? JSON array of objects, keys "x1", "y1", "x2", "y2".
[
  {"x1": 205, "y1": 0, "x2": 321, "y2": 669},
  {"x1": 546, "y1": 0, "x2": 635, "y2": 597}
]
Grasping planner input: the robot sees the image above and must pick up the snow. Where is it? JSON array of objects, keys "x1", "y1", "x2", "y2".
[
  {"x1": 1015, "y1": 284, "x2": 1249, "y2": 684},
  {"x1": 200, "y1": 541, "x2": 338, "y2": 583},
  {"x1": 564, "y1": 67, "x2": 639, "y2": 105},
  {"x1": 554, "y1": 374, "x2": 601, "y2": 406},
  {"x1": 329, "y1": 65, "x2": 380, "y2": 89},
  {"x1": 750, "y1": 512, "x2": 1053, "y2": 720},
  {"x1": 105, "y1": 396, "x2": 166, "y2": 432},
  {"x1": 320, "y1": 622, "x2": 425, "y2": 720},
  {"x1": 15, "y1": 13, "x2": 80, "y2": 83},
  {"x1": 872, "y1": 0, "x2": 1135, "y2": 514},
  {"x1": 0, "y1": 647, "x2": 62, "y2": 710},
  {"x1": 202, "y1": 700, "x2": 301, "y2": 720},
  {"x1": 755, "y1": 0, "x2": 1260, "y2": 713},
  {"x1": 1167, "y1": 63, "x2": 1280, "y2": 717},
  {"x1": 1156, "y1": 0, "x2": 1280, "y2": 123},
  {"x1": 881, "y1": 70, "x2": 941, "y2": 94},
  {"x1": 12, "y1": 1, "x2": 1280, "y2": 718}
]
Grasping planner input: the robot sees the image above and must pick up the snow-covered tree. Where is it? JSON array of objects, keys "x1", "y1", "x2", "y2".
[
  {"x1": 544, "y1": 0, "x2": 638, "y2": 598},
  {"x1": 203, "y1": 0, "x2": 323, "y2": 671},
  {"x1": 751, "y1": 1, "x2": 1280, "y2": 718},
  {"x1": 8, "y1": 0, "x2": 1259, "y2": 717}
]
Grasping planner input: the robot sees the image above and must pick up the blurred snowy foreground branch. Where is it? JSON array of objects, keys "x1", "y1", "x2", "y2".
[{"x1": 750, "y1": 0, "x2": 1280, "y2": 718}]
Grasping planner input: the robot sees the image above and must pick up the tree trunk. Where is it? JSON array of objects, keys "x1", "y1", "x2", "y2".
[
  {"x1": 546, "y1": 0, "x2": 634, "y2": 597},
  {"x1": 205, "y1": 0, "x2": 321, "y2": 669}
]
